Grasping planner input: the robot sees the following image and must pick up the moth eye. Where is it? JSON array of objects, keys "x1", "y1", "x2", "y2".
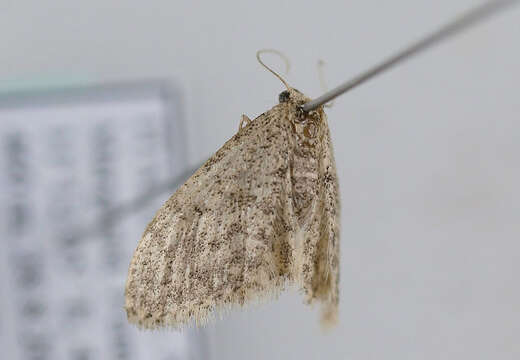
[{"x1": 278, "y1": 90, "x2": 290, "y2": 103}]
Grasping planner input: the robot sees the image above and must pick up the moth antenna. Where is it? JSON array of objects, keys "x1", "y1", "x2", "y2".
[
  {"x1": 256, "y1": 49, "x2": 291, "y2": 91},
  {"x1": 317, "y1": 59, "x2": 334, "y2": 108}
]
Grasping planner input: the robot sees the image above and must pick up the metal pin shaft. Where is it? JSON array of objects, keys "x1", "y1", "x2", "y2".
[{"x1": 302, "y1": 0, "x2": 519, "y2": 112}]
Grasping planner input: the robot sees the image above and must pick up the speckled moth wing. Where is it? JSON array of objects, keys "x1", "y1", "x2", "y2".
[
  {"x1": 125, "y1": 88, "x2": 340, "y2": 329},
  {"x1": 312, "y1": 121, "x2": 340, "y2": 325}
]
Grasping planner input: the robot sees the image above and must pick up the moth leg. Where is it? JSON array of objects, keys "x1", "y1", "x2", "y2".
[{"x1": 239, "y1": 114, "x2": 251, "y2": 131}]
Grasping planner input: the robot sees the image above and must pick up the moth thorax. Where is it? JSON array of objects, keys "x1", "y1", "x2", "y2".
[
  {"x1": 290, "y1": 108, "x2": 323, "y2": 149},
  {"x1": 289, "y1": 109, "x2": 323, "y2": 225}
]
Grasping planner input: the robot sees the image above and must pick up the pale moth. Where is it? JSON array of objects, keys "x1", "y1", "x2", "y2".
[{"x1": 125, "y1": 51, "x2": 340, "y2": 329}]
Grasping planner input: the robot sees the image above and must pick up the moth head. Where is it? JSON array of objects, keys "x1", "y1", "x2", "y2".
[
  {"x1": 279, "y1": 87, "x2": 324, "y2": 120},
  {"x1": 280, "y1": 88, "x2": 325, "y2": 147},
  {"x1": 278, "y1": 88, "x2": 308, "y2": 106}
]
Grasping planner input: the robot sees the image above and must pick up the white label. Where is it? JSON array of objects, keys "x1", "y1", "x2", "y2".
[{"x1": 0, "y1": 84, "x2": 191, "y2": 360}]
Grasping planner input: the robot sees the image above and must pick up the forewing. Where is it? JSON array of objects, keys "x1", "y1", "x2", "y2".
[
  {"x1": 315, "y1": 116, "x2": 340, "y2": 324},
  {"x1": 125, "y1": 105, "x2": 296, "y2": 328}
]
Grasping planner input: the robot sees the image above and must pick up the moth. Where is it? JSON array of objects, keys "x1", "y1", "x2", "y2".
[{"x1": 124, "y1": 58, "x2": 340, "y2": 329}]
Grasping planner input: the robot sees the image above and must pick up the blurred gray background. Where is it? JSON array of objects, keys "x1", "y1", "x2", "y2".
[{"x1": 1, "y1": 0, "x2": 519, "y2": 359}]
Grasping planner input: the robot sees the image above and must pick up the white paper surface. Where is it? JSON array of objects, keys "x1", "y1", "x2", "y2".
[{"x1": 0, "y1": 83, "x2": 191, "y2": 360}]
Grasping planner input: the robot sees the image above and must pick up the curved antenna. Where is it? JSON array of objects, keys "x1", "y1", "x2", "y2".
[
  {"x1": 256, "y1": 49, "x2": 291, "y2": 91},
  {"x1": 317, "y1": 59, "x2": 334, "y2": 108}
]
